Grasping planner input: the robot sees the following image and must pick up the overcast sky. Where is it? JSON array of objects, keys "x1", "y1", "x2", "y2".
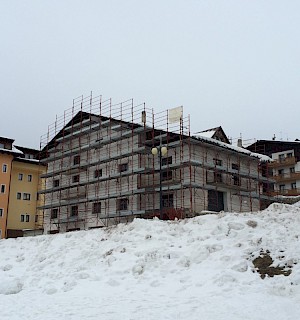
[{"x1": 1, "y1": 1, "x2": 299, "y2": 148}]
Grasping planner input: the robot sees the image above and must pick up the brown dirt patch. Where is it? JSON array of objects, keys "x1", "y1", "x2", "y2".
[{"x1": 253, "y1": 251, "x2": 292, "y2": 279}]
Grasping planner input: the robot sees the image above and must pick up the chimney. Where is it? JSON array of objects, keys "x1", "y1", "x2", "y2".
[{"x1": 237, "y1": 138, "x2": 243, "y2": 148}]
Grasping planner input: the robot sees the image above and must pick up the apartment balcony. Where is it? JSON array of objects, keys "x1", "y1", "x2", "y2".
[
  {"x1": 268, "y1": 157, "x2": 297, "y2": 168},
  {"x1": 268, "y1": 188, "x2": 300, "y2": 197},
  {"x1": 272, "y1": 172, "x2": 300, "y2": 182}
]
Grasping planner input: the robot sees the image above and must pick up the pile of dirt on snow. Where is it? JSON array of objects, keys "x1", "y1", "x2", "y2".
[{"x1": 253, "y1": 250, "x2": 293, "y2": 279}]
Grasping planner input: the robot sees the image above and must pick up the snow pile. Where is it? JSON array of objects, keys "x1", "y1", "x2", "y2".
[{"x1": 0, "y1": 204, "x2": 300, "y2": 320}]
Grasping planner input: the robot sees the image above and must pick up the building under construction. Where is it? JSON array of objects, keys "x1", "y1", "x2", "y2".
[{"x1": 39, "y1": 94, "x2": 272, "y2": 234}]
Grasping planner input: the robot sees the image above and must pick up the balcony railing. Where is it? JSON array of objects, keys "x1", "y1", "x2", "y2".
[
  {"x1": 268, "y1": 188, "x2": 300, "y2": 197},
  {"x1": 272, "y1": 172, "x2": 300, "y2": 182},
  {"x1": 268, "y1": 156, "x2": 297, "y2": 168}
]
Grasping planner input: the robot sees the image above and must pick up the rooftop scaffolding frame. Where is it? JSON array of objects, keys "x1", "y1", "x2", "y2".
[{"x1": 39, "y1": 93, "x2": 272, "y2": 234}]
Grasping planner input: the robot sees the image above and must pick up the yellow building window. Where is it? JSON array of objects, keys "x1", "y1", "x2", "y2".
[{"x1": 23, "y1": 193, "x2": 31, "y2": 201}]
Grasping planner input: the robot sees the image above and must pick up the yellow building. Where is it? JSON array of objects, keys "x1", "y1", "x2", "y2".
[
  {"x1": 0, "y1": 138, "x2": 46, "y2": 239},
  {"x1": 0, "y1": 137, "x2": 20, "y2": 239}
]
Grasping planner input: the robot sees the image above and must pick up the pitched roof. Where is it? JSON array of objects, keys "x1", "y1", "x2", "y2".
[
  {"x1": 191, "y1": 134, "x2": 271, "y2": 162},
  {"x1": 193, "y1": 126, "x2": 230, "y2": 144},
  {"x1": 14, "y1": 145, "x2": 40, "y2": 155},
  {"x1": 247, "y1": 140, "x2": 300, "y2": 159},
  {"x1": 40, "y1": 112, "x2": 269, "y2": 162},
  {"x1": 0, "y1": 136, "x2": 14, "y2": 144},
  {"x1": 0, "y1": 137, "x2": 41, "y2": 160}
]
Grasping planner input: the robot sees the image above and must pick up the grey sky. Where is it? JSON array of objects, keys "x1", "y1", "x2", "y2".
[{"x1": 1, "y1": 1, "x2": 299, "y2": 149}]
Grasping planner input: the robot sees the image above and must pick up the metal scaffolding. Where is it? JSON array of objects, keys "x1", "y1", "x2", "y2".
[{"x1": 38, "y1": 93, "x2": 272, "y2": 234}]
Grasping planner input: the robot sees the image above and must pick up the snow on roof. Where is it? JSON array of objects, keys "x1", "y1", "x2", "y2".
[
  {"x1": 0, "y1": 136, "x2": 14, "y2": 142},
  {"x1": 193, "y1": 129, "x2": 216, "y2": 139},
  {"x1": 12, "y1": 146, "x2": 24, "y2": 154},
  {"x1": 192, "y1": 134, "x2": 272, "y2": 162},
  {"x1": 0, "y1": 146, "x2": 41, "y2": 163},
  {"x1": 14, "y1": 157, "x2": 40, "y2": 163},
  {"x1": 0, "y1": 146, "x2": 23, "y2": 155}
]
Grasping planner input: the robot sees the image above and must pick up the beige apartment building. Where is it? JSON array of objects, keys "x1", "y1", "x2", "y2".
[{"x1": 247, "y1": 140, "x2": 300, "y2": 198}]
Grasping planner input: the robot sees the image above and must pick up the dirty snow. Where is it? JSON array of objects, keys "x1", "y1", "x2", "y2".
[{"x1": 0, "y1": 203, "x2": 300, "y2": 320}]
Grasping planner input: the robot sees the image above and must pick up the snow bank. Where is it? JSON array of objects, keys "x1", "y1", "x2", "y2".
[{"x1": 0, "y1": 203, "x2": 300, "y2": 319}]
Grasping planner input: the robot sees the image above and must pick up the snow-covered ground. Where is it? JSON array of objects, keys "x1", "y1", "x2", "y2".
[{"x1": 1, "y1": 203, "x2": 300, "y2": 320}]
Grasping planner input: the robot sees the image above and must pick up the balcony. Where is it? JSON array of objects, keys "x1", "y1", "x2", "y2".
[
  {"x1": 268, "y1": 156, "x2": 297, "y2": 168},
  {"x1": 268, "y1": 188, "x2": 300, "y2": 197},
  {"x1": 272, "y1": 172, "x2": 300, "y2": 182}
]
